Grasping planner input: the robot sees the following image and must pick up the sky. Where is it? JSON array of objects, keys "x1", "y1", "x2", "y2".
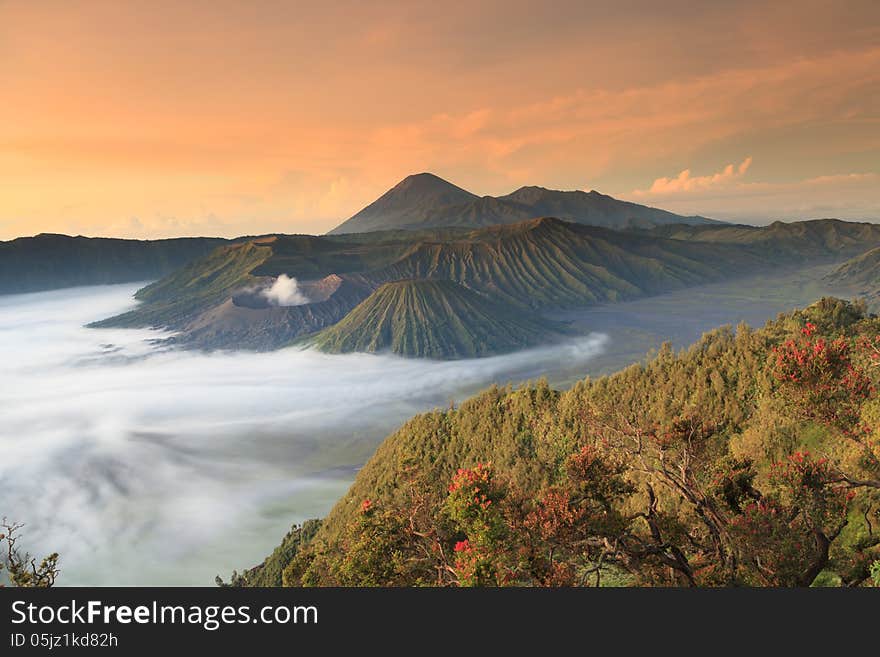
[{"x1": 1, "y1": 0, "x2": 879, "y2": 240}]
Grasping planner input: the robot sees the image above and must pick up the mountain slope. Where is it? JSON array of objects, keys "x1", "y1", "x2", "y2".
[
  {"x1": 329, "y1": 173, "x2": 479, "y2": 234},
  {"x1": 94, "y1": 216, "x2": 880, "y2": 355},
  {"x1": 647, "y1": 219, "x2": 880, "y2": 262},
  {"x1": 240, "y1": 298, "x2": 880, "y2": 587},
  {"x1": 329, "y1": 173, "x2": 718, "y2": 234},
  {"x1": 311, "y1": 279, "x2": 562, "y2": 358},
  {"x1": 90, "y1": 239, "x2": 275, "y2": 329},
  {"x1": 0, "y1": 233, "x2": 229, "y2": 295},
  {"x1": 357, "y1": 217, "x2": 763, "y2": 309},
  {"x1": 496, "y1": 186, "x2": 717, "y2": 229},
  {"x1": 826, "y1": 246, "x2": 880, "y2": 307},
  {"x1": 91, "y1": 234, "x2": 412, "y2": 332}
]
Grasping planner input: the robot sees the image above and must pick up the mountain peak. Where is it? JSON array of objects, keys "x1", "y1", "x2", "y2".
[
  {"x1": 328, "y1": 173, "x2": 477, "y2": 235},
  {"x1": 329, "y1": 174, "x2": 721, "y2": 235},
  {"x1": 393, "y1": 171, "x2": 460, "y2": 189}
]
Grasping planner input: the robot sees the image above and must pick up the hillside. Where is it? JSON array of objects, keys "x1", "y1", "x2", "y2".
[
  {"x1": 0, "y1": 233, "x2": 229, "y2": 295},
  {"x1": 311, "y1": 279, "x2": 563, "y2": 358},
  {"x1": 93, "y1": 217, "x2": 751, "y2": 351},
  {"x1": 237, "y1": 298, "x2": 880, "y2": 587},
  {"x1": 646, "y1": 219, "x2": 880, "y2": 262},
  {"x1": 89, "y1": 233, "x2": 411, "y2": 338},
  {"x1": 94, "y1": 216, "x2": 880, "y2": 355},
  {"x1": 359, "y1": 217, "x2": 764, "y2": 310},
  {"x1": 329, "y1": 173, "x2": 718, "y2": 234},
  {"x1": 826, "y1": 246, "x2": 880, "y2": 307}
]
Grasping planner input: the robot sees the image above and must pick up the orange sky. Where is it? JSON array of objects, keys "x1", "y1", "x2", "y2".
[{"x1": 2, "y1": 0, "x2": 879, "y2": 239}]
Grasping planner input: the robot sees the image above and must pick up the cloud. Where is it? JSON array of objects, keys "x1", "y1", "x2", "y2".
[
  {"x1": 634, "y1": 157, "x2": 752, "y2": 196},
  {"x1": 0, "y1": 283, "x2": 610, "y2": 584},
  {"x1": 625, "y1": 168, "x2": 880, "y2": 222},
  {"x1": 2, "y1": 3, "x2": 879, "y2": 239}
]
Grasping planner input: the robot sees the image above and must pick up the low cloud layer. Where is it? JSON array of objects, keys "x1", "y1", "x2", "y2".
[
  {"x1": 0, "y1": 284, "x2": 608, "y2": 585},
  {"x1": 261, "y1": 274, "x2": 310, "y2": 306}
]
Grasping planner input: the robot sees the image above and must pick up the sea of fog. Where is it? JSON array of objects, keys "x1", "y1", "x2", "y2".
[
  {"x1": 0, "y1": 283, "x2": 610, "y2": 585},
  {"x1": 0, "y1": 268, "x2": 838, "y2": 585}
]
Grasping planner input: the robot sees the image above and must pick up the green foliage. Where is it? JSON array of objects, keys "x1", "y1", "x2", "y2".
[
  {"x1": 256, "y1": 298, "x2": 880, "y2": 587},
  {"x1": 217, "y1": 520, "x2": 321, "y2": 587},
  {"x1": 0, "y1": 520, "x2": 59, "y2": 588}
]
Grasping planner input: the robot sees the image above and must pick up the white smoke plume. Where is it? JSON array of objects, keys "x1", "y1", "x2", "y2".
[{"x1": 261, "y1": 274, "x2": 310, "y2": 306}]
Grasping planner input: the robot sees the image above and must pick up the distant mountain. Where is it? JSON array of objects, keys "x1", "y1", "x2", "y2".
[
  {"x1": 0, "y1": 233, "x2": 229, "y2": 295},
  {"x1": 91, "y1": 215, "x2": 880, "y2": 357},
  {"x1": 826, "y1": 246, "x2": 880, "y2": 307},
  {"x1": 646, "y1": 219, "x2": 880, "y2": 262},
  {"x1": 356, "y1": 217, "x2": 759, "y2": 309},
  {"x1": 328, "y1": 173, "x2": 719, "y2": 234},
  {"x1": 311, "y1": 279, "x2": 563, "y2": 359},
  {"x1": 497, "y1": 186, "x2": 716, "y2": 229},
  {"x1": 329, "y1": 173, "x2": 479, "y2": 234}
]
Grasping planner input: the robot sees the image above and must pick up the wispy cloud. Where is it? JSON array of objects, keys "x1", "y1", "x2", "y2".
[
  {"x1": 1, "y1": 2, "x2": 879, "y2": 237},
  {"x1": 625, "y1": 166, "x2": 880, "y2": 222},
  {"x1": 633, "y1": 157, "x2": 752, "y2": 196}
]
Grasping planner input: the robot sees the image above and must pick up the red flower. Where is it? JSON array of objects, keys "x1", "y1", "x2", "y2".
[{"x1": 454, "y1": 540, "x2": 471, "y2": 553}]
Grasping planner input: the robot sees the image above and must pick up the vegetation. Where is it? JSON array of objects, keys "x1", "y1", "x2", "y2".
[
  {"x1": 0, "y1": 519, "x2": 59, "y2": 588},
  {"x1": 216, "y1": 520, "x2": 322, "y2": 587},
  {"x1": 248, "y1": 298, "x2": 880, "y2": 586},
  {"x1": 311, "y1": 279, "x2": 563, "y2": 358}
]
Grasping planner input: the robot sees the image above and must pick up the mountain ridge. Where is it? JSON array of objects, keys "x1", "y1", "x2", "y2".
[
  {"x1": 91, "y1": 215, "x2": 880, "y2": 356},
  {"x1": 826, "y1": 246, "x2": 880, "y2": 308},
  {"x1": 310, "y1": 279, "x2": 564, "y2": 358},
  {"x1": 0, "y1": 233, "x2": 231, "y2": 295},
  {"x1": 328, "y1": 172, "x2": 719, "y2": 234}
]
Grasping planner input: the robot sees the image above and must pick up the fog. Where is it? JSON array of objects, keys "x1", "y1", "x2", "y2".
[{"x1": 0, "y1": 283, "x2": 609, "y2": 585}]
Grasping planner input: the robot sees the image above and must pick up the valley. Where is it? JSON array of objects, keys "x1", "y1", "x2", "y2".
[{"x1": 0, "y1": 257, "x2": 853, "y2": 585}]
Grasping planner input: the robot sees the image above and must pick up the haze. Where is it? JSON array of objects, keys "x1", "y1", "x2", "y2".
[
  {"x1": 2, "y1": 1, "x2": 879, "y2": 240},
  {"x1": 0, "y1": 283, "x2": 609, "y2": 585}
]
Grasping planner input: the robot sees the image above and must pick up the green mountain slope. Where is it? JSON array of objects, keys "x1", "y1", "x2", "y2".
[
  {"x1": 239, "y1": 298, "x2": 880, "y2": 587},
  {"x1": 91, "y1": 234, "x2": 411, "y2": 332},
  {"x1": 311, "y1": 279, "x2": 562, "y2": 358},
  {"x1": 826, "y1": 246, "x2": 880, "y2": 307},
  {"x1": 0, "y1": 233, "x2": 229, "y2": 295},
  {"x1": 94, "y1": 216, "x2": 880, "y2": 355},
  {"x1": 329, "y1": 172, "x2": 718, "y2": 234},
  {"x1": 359, "y1": 217, "x2": 764, "y2": 309},
  {"x1": 90, "y1": 239, "x2": 275, "y2": 329}
]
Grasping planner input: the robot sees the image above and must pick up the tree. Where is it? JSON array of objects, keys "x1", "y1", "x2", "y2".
[{"x1": 0, "y1": 519, "x2": 59, "y2": 588}]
